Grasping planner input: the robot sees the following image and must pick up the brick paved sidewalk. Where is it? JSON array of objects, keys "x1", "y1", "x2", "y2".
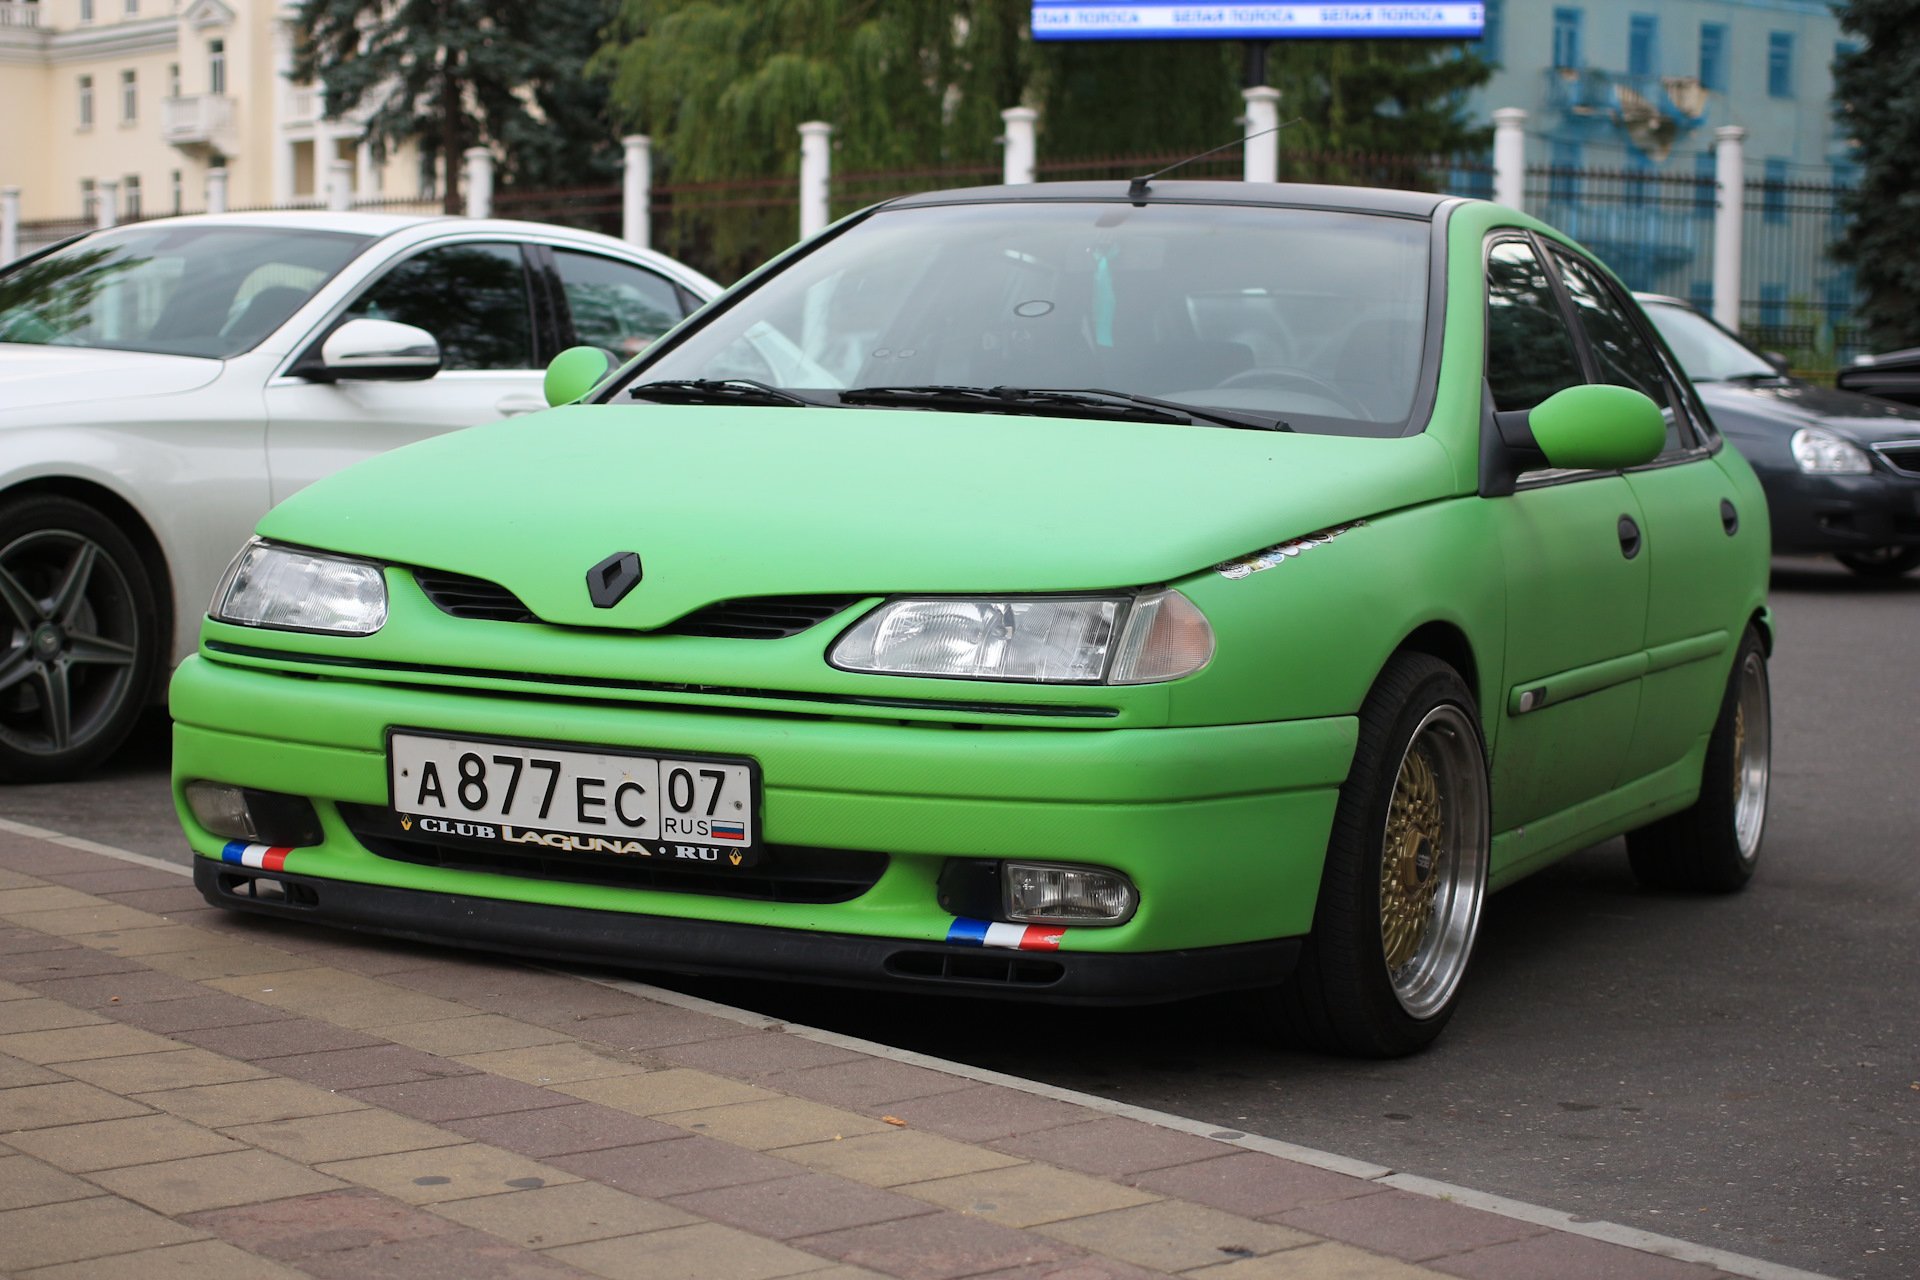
[{"x1": 0, "y1": 826, "x2": 1807, "y2": 1280}]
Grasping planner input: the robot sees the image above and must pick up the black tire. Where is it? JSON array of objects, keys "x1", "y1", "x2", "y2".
[
  {"x1": 1834, "y1": 546, "x2": 1920, "y2": 579},
  {"x1": 1626, "y1": 626, "x2": 1769, "y2": 893},
  {"x1": 0, "y1": 494, "x2": 161, "y2": 783},
  {"x1": 1276, "y1": 653, "x2": 1491, "y2": 1058}
]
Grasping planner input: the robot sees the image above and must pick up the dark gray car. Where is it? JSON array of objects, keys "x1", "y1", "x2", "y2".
[{"x1": 1639, "y1": 295, "x2": 1920, "y2": 578}]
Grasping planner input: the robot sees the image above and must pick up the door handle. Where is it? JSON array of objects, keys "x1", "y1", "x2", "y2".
[
  {"x1": 1720, "y1": 499, "x2": 1740, "y2": 536},
  {"x1": 1617, "y1": 514, "x2": 1642, "y2": 559},
  {"x1": 496, "y1": 395, "x2": 547, "y2": 417}
]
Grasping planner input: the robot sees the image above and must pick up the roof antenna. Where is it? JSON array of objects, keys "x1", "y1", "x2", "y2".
[{"x1": 1126, "y1": 120, "x2": 1299, "y2": 202}]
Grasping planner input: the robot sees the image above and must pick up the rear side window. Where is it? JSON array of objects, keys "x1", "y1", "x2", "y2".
[
  {"x1": 551, "y1": 249, "x2": 689, "y2": 360},
  {"x1": 343, "y1": 242, "x2": 534, "y2": 371},
  {"x1": 1485, "y1": 239, "x2": 1584, "y2": 413}
]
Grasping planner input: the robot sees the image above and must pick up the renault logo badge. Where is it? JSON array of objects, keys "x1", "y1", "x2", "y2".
[{"x1": 587, "y1": 552, "x2": 643, "y2": 609}]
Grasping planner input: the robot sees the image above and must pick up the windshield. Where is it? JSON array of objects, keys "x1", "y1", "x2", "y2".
[
  {"x1": 1640, "y1": 299, "x2": 1780, "y2": 382},
  {"x1": 0, "y1": 224, "x2": 373, "y2": 359},
  {"x1": 631, "y1": 201, "x2": 1434, "y2": 435}
]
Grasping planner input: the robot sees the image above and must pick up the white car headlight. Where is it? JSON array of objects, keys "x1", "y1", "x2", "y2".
[
  {"x1": 829, "y1": 590, "x2": 1213, "y2": 684},
  {"x1": 1790, "y1": 427, "x2": 1873, "y2": 474},
  {"x1": 210, "y1": 538, "x2": 388, "y2": 635}
]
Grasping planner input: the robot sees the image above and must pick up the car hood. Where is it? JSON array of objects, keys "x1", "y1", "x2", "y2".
[
  {"x1": 261, "y1": 404, "x2": 1458, "y2": 629},
  {"x1": 0, "y1": 343, "x2": 222, "y2": 412},
  {"x1": 1697, "y1": 379, "x2": 1920, "y2": 445}
]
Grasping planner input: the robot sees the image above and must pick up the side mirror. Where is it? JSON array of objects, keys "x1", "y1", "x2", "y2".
[
  {"x1": 312, "y1": 318, "x2": 441, "y2": 381},
  {"x1": 544, "y1": 345, "x2": 613, "y2": 407},
  {"x1": 1487, "y1": 384, "x2": 1665, "y2": 494},
  {"x1": 1761, "y1": 350, "x2": 1791, "y2": 373}
]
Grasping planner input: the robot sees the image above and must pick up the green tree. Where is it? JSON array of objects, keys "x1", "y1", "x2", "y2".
[
  {"x1": 294, "y1": 0, "x2": 618, "y2": 213},
  {"x1": 1832, "y1": 1, "x2": 1920, "y2": 350}
]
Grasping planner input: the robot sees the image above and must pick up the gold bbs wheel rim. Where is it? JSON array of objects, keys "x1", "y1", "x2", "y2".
[{"x1": 1378, "y1": 704, "x2": 1490, "y2": 1020}]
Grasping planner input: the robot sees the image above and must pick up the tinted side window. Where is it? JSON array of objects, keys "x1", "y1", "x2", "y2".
[
  {"x1": 551, "y1": 249, "x2": 687, "y2": 359},
  {"x1": 1551, "y1": 251, "x2": 1686, "y2": 452},
  {"x1": 344, "y1": 242, "x2": 533, "y2": 371},
  {"x1": 1485, "y1": 239, "x2": 1584, "y2": 413}
]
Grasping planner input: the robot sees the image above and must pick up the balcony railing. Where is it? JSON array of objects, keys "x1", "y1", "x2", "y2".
[
  {"x1": 162, "y1": 93, "x2": 235, "y2": 146},
  {"x1": 0, "y1": 2, "x2": 43, "y2": 27},
  {"x1": 284, "y1": 85, "x2": 318, "y2": 125}
]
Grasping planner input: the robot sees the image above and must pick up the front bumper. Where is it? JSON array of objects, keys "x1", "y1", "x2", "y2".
[
  {"x1": 172, "y1": 654, "x2": 1356, "y2": 1003},
  {"x1": 1761, "y1": 467, "x2": 1920, "y2": 553}
]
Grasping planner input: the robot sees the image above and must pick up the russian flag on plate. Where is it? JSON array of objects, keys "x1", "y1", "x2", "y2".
[
  {"x1": 946, "y1": 917, "x2": 1066, "y2": 951},
  {"x1": 709, "y1": 821, "x2": 746, "y2": 841},
  {"x1": 219, "y1": 841, "x2": 292, "y2": 871}
]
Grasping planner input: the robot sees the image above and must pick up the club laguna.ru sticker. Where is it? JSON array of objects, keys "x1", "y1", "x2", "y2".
[{"x1": 1216, "y1": 520, "x2": 1366, "y2": 579}]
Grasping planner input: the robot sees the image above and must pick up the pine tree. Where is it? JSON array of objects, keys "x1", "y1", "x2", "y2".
[
  {"x1": 1832, "y1": 1, "x2": 1920, "y2": 350},
  {"x1": 294, "y1": 0, "x2": 619, "y2": 213}
]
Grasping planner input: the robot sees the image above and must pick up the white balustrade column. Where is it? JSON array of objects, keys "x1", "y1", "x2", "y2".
[
  {"x1": 1242, "y1": 86, "x2": 1280, "y2": 183},
  {"x1": 206, "y1": 166, "x2": 229, "y2": 213},
  {"x1": 96, "y1": 179, "x2": 118, "y2": 228},
  {"x1": 462, "y1": 147, "x2": 493, "y2": 218},
  {"x1": 327, "y1": 158, "x2": 353, "y2": 211},
  {"x1": 0, "y1": 187, "x2": 19, "y2": 265},
  {"x1": 357, "y1": 141, "x2": 378, "y2": 197},
  {"x1": 1492, "y1": 107, "x2": 1527, "y2": 211},
  {"x1": 1712, "y1": 126, "x2": 1747, "y2": 333},
  {"x1": 798, "y1": 120, "x2": 832, "y2": 240},
  {"x1": 622, "y1": 134, "x2": 651, "y2": 247},
  {"x1": 1001, "y1": 106, "x2": 1037, "y2": 185}
]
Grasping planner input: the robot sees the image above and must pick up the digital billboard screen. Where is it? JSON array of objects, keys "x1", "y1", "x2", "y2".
[{"x1": 1032, "y1": 3, "x2": 1485, "y2": 41}]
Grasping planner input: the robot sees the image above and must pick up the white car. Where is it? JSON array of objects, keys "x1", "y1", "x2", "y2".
[{"x1": 0, "y1": 211, "x2": 720, "y2": 782}]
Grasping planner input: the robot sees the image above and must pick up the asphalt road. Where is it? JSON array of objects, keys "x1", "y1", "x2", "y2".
[{"x1": 7, "y1": 555, "x2": 1914, "y2": 1280}]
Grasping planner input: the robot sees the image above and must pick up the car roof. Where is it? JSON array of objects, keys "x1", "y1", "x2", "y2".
[{"x1": 881, "y1": 180, "x2": 1451, "y2": 219}]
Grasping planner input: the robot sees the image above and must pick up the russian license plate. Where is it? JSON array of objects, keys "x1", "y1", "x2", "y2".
[{"x1": 388, "y1": 731, "x2": 760, "y2": 868}]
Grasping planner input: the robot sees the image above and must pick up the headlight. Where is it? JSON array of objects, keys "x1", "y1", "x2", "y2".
[
  {"x1": 1790, "y1": 427, "x2": 1873, "y2": 474},
  {"x1": 829, "y1": 590, "x2": 1213, "y2": 684},
  {"x1": 210, "y1": 538, "x2": 388, "y2": 635}
]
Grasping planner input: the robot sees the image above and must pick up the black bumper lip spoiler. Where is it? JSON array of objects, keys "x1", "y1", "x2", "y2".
[{"x1": 194, "y1": 860, "x2": 1297, "y2": 1007}]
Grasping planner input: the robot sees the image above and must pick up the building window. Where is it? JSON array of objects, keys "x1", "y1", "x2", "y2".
[
  {"x1": 1700, "y1": 23, "x2": 1727, "y2": 92},
  {"x1": 1550, "y1": 139, "x2": 1582, "y2": 204},
  {"x1": 1629, "y1": 14, "x2": 1658, "y2": 78},
  {"x1": 121, "y1": 69, "x2": 136, "y2": 123},
  {"x1": 171, "y1": 169, "x2": 183, "y2": 214},
  {"x1": 77, "y1": 75, "x2": 93, "y2": 128},
  {"x1": 1759, "y1": 283, "x2": 1787, "y2": 329},
  {"x1": 1552, "y1": 8, "x2": 1583, "y2": 70},
  {"x1": 122, "y1": 175, "x2": 141, "y2": 218},
  {"x1": 208, "y1": 39, "x2": 226, "y2": 95},
  {"x1": 167, "y1": 63, "x2": 179, "y2": 99},
  {"x1": 1763, "y1": 157, "x2": 1789, "y2": 225},
  {"x1": 79, "y1": 0, "x2": 93, "y2": 20},
  {"x1": 125, "y1": 0, "x2": 136, "y2": 12},
  {"x1": 1477, "y1": 0, "x2": 1503, "y2": 63},
  {"x1": 1768, "y1": 32, "x2": 1794, "y2": 98},
  {"x1": 80, "y1": 178, "x2": 97, "y2": 221}
]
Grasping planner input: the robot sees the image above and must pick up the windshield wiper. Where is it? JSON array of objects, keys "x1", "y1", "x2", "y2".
[
  {"x1": 628, "y1": 378, "x2": 824, "y2": 407},
  {"x1": 839, "y1": 385, "x2": 1289, "y2": 432}
]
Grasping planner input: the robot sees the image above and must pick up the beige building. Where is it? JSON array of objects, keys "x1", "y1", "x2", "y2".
[{"x1": 0, "y1": 0, "x2": 426, "y2": 233}]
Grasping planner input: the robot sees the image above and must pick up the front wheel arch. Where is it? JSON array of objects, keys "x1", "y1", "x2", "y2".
[{"x1": 1, "y1": 479, "x2": 174, "y2": 696}]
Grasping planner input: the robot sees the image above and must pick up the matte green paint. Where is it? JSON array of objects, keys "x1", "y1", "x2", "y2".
[
  {"x1": 1529, "y1": 384, "x2": 1666, "y2": 471},
  {"x1": 169, "y1": 192, "x2": 1772, "y2": 990},
  {"x1": 543, "y1": 346, "x2": 613, "y2": 407}
]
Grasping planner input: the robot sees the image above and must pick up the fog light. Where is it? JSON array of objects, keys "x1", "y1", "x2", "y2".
[
  {"x1": 1004, "y1": 861, "x2": 1137, "y2": 925},
  {"x1": 184, "y1": 782, "x2": 323, "y2": 847}
]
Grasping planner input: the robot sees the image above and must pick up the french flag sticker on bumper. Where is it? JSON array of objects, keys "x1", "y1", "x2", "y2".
[
  {"x1": 219, "y1": 841, "x2": 292, "y2": 871},
  {"x1": 946, "y1": 917, "x2": 1066, "y2": 951}
]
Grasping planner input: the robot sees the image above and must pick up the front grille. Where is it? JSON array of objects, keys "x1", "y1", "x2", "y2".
[
  {"x1": 1874, "y1": 442, "x2": 1920, "y2": 477},
  {"x1": 411, "y1": 567, "x2": 858, "y2": 638},
  {"x1": 337, "y1": 804, "x2": 886, "y2": 904}
]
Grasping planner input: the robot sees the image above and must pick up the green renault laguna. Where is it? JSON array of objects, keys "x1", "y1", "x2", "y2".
[{"x1": 169, "y1": 181, "x2": 1772, "y2": 1056}]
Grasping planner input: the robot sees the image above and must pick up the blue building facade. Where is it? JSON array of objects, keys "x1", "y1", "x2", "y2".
[{"x1": 1463, "y1": 0, "x2": 1858, "y2": 352}]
